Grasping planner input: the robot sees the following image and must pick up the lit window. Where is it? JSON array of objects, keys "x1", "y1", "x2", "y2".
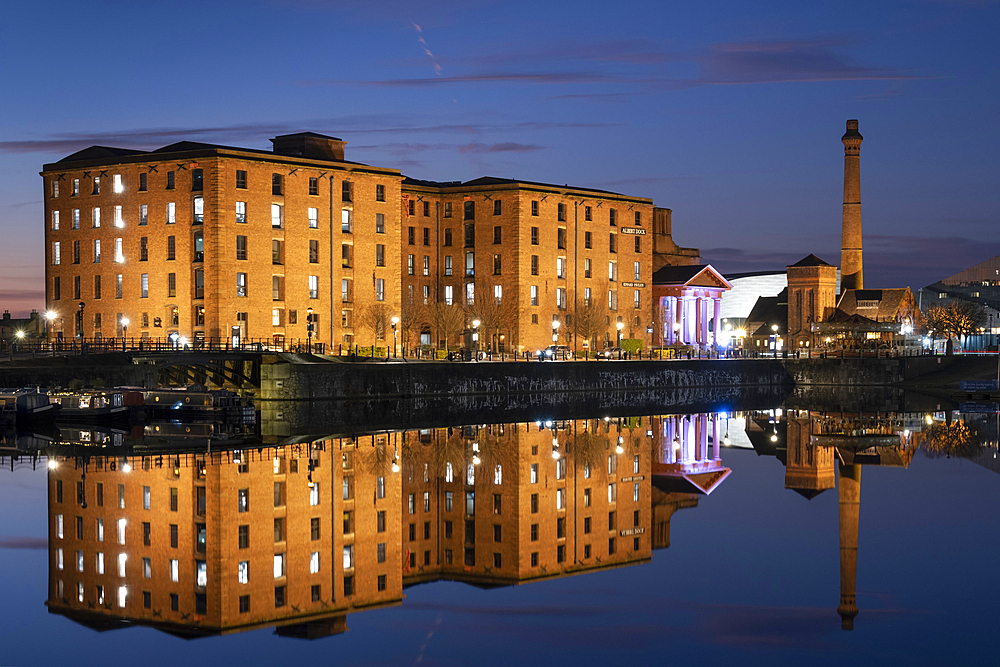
[
  {"x1": 114, "y1": 205, "x2": 124, "y2": 228},
  {"x1": 308, "y1": 207, "x2": 318, "y2": 228},
  {"x1": 445, "y1": 462, "x2": 454, "y2": 483},
  {"x1": 97, "y1": 551, "x2": 104, "y2": 574},
  {"x1": 118, "y1": 586, "x2": 127, "y2": 608},
  {"x1": 170, "y1": 559, "x2": 178, "y2": 582},
  {"x1": 271, "y1": 204, "x2": 283, "y2": 228},
  {"x1": 309, "y1": 275, "x2": 319, "y2": 299},
  {"x1": 115, "y1": 238, "x2": 124, "y2": 263},
  {"x1": 52, "y1": 210, "x2": 59, "y2": 230},
  {"x1": 530, "y1": 463, "x2": 538, "y2": 484},
  {"x1": 118, "y1": 552, "x2": 127, "y2": 577},
  {"x1": 273, "y1": 553, "x2": 286, "y2": 578},
  {"x1": 113, "y1": 174, "x2": 123, "y2": 193},
  {"x1": 117, "y1": 518, "x2": 126, "y2": 545},
  {"x1": 52, "y1": 242, "x2": 60, "y2": 265},
  {"x1": 309, "y1": 483, "x2": 319, "y2": 506},
  {"x1": 167, "y1": 202, "x2": 175, "y2": 224},
  {"x1": 342, "y1": 545, "x2": 354, "y2": 569},
  {"x1": 310, "y1": 551, "x2": 320, "y2": 574},
  {"x1": 236, "y1": 201, "x2": 246, "y2": 224},
  {"x1": 93, "y1": 208, "x2": 101, "y2": 228},
  {"x1": 197, "y1": 561, "x2": 207, "y2": 587},
  {"x1": 238, "y1": 561, "x2": 249, "y2": 584}
]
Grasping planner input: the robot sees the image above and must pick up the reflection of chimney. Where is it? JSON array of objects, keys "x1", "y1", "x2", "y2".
[
  {"x1": 837, "y1": 463, "x2": 861, "y2": 630},
  {"x1": 841, "y1": 120, "x2": 863, "y2": 294}
]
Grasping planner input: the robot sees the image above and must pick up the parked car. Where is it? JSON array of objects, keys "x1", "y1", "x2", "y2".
[
  {"x1": 596, "y1": 347, "x2": 624, "y2": 360},
  {"x1": 537, "y1": 345, "x2": 573, "y2": 360}
]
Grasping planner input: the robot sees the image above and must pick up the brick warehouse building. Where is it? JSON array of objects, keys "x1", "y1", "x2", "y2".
[{"x1": 42, "y1": 132, "x2": 698, "y2": 354}]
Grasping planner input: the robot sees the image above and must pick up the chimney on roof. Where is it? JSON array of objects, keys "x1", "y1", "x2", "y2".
[{"x1": 270, "y1": 133, "x2": 346, "y2": 161}]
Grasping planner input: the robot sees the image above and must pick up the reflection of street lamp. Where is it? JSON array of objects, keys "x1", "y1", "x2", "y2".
[
  {"x1": 616, "y1": 321, "x2": 624, "y2": 355},
  {"x1": 120, "y1": 316, "x2": 129, "y2": 351},
  {"x1": 307, "y1": 307, "x2": 314, "y2": 353},
  {"x1": 391, "y1": 315, "x2": 399, "y2": 358},
  {"x1": 552, "y1": 318, "x2": 560, "y2": 344}
]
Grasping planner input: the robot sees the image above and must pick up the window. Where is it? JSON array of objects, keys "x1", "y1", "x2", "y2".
[
  {"x1": 442, "y1": 201, "x2": 453, "y2": 218},
  {"x1": 556, "y1": 488, "x2": 566, "y2": 510},
  {"x1": 310, "y1": 551, "x2": 320, "y2": 574},
  {"x1": 118, "y1": 552, "x2": 126, "y2": 576},
  {"x1": 113, "y1": 237, "x2": 123, "y2": 263},
  {"x1": 272, "y1": 173, "x2": 282, "y2": 196},
  {"x1": 236, "y1": 235, "x2": 247, "y2": 261},
  {"x1": 444, "y1": 285, "x2": 453, "y2": 305},
  {"x1": 557, "y1": 257, "x2": 566, "y2": 279},
  {"x1": 308, "y1": 176, "x2": 319, "y2": 195},
  {"x1": 608, "y1": 482, "x2": 617, "y2": 503},
  {"x1": 376, "y1": 213, "x2": 385, "y2": 234},
  {"x1": 465, "y1": 282, "x2": 474, "y2": 305},
  {"x1": 557, "y1": 287, "x2": 567, "y2": 310},
  {"x1": 238, "y1": 525, "x2": 249, "y2": 549},
  {"x1": 275, "y1": 586, "x2": 286, "y2": 608},
  {"x1": 342, "y1": 180, "x2": 353, "y2": 202},
  {"x1": 237, "y1": 273, "x2": 248, "y2": 297},
  {"x1": 273, "y1": 553, "x2": 286, "y2": 578},
  {"x1": 238, "y1": 488, "x2": 249, "y2": 512},
  {"x1": 72, "y1": 178, "x2": 80, "y2": 196},
  {"x1": 530, "y1": 285, "x2": 539, "y2": 306},
  {"x1": 343, "y1": 545, "x2": 354, "y2": 569},
  {"x1": 52, "y1": 210, "x2": 59, "y2": 230},
  {"x1": 531, "y1": 493, "x2": 538, "y2": 513},
  {"x1": 167, "y1": 273, "x2": 176, "y2": 298},
  {"x1": 493, "y1": 254, "x2": 501, "y2": 275},
  {"x1": 92, "y1": 176, "x2": 100, "y2": 195},
  {"x1": 634, "y1": 290, "x2": 641, "y2": 309},
  {"x1": 167, "y1": 202, "x2": 175, "y2": 224},
  {"x1": 235, "y1": 201, "x2": 246, "y2": 224},
  {"x1": 635, "y1": 210, "x2": 642, "y2": 226},
  {"x1": 609, "y1": 208, "x2": 616, "y2": 226},
  {"x1": 115, "y1": 274, "x2": 123, "y2": 299},
  {"x1": 464, "y1": 201, "x2": 475, "y2": 220},
  {"x1": 585, "y1": 205, "x2": 592, "y2": 221},
  {"x1": 375, "y1": 278, "x2": 384, "y2": 301},
  {"x1": 166, "y1": 171, "x2": 175, "y2": 190},
  {"x1": 236, "y1": 170, "x2": 247, "y2": 189},
  {"x1": 73, "y1": 276, "x2": 80, "y2": 300},
  {"x1": 376, "y1": 244, "x2": 385, "y2": 266},
  {"x1": 191, "y1": 169, "x2": 203, "y2": 192},
  {"x1": 141, "y1": 274, "x2": 148, "y2": 298},
  {"x1": 466, "y1": 252, "x2": 475, "y2": 276},
  {"x1": 373, "y1": 183, "x2": 386, "y2": 202},
  {"x1": 609, "y1": 233, "x2": 617, "y2": 253},
  {"x1": 166, "y1": 236, "x2": 175, "y2": 260},
  {"x1": 341, "y1": 209, "x2": 352, "y2": 233},
  {"x1": 310, "y1": 483, "x2": 320, "y2": 506},
  {"x1": 52, "y1": 242, "x2": 60, "y2": 265},
  {"x1": 444, "y1": 255, "x2": 453, "y2": 276},
  {"x1": 271, "y1": 204, "x2": 283, "y2": 228},
  {"x1": 423, "y1": 227, "x2": 430, "y2": 245},
  {"x1": 114, "y1": 205, "x2": 124, "y2": 227},
  {"x1": 309, "y1": 239, "x2": 319, "y2": 263},
  {"x1": 73, "y1": 240, "x2": 80, "y2": 264},
  {"x1": 406, "y1": 254, "x2": 415, "y2": 275},
  {"x1": 93, "y1": 207, "x2": 101, "y2": 228},
  {"x1": 52, "y1": 180, "x2": 60, "y2": 198},
  {"x1": 423, "y1": 255, "x2": 430, "y2": 276}
]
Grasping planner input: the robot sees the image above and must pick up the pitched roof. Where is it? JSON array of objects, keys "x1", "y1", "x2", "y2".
[
  {"x1": 836, "y1": 288, "x2": 914, "y2": 320},
  {"x1": 652, "y1": 264, "x2": 732, "y2": 289},
  {"x1": 56, "y1": 146, "x2": 147, "y2": 163},
  {"x1": 788, "y1": 253, "x2": 834, "y2": 267}
]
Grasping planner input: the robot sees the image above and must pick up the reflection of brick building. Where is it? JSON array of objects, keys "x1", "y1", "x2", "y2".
[
  {"x1": 45, "y1": 415, "x2": 721, "y2": 638},
  {"x1": 398, "y1": 419, "x2": 656, "y2": 586},
  {"x1": 46, "y1": 440, "x2": 401, "y2": 637}
]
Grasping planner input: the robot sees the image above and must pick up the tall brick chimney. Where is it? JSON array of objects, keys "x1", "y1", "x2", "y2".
[{"x1": 840, "y1": 120, "x2": 863, "y2": 293}]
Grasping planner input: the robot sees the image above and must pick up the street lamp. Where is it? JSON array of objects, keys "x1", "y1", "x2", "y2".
[
  {"x1": 77, "y1": 301, "x2": 85, "y2": 348},
  {"x1": 391, "y1": 315, "x2": 399, "y2": 358},
  {"x1": 120, "y1": 316, "x2": 129, "y2": 351},
  {"x1": 771, "y1": 324, "x2": 779, "y2": 357},
  {"x1": 306, "y1": 307, "x2": 314, "y2": 353},
  {"x1": 45, "y1": 310, "x2": 56, "y2": 353},
  {"x1": 472, "y1": 319, "x2": 481, "y2": 361}
]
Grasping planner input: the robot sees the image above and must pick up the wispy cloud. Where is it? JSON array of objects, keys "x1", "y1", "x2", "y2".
[
  {"x1": 0, "y1": 537, "x2": 47, "y2": 550},
  {"x1": 412, "y1": 22, "x2": 442, "y2": 76},
  {"x1": 458, "y1": 142, "x2": 543, "y2": 154},
  {"x1": 300, "y1": 71, "x2": 624, "y2": 87},
  {"x1": 697, "y1": 38, "x2": 917, "y2": 85}
]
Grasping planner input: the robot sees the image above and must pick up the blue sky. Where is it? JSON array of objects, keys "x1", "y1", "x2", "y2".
[{"x1": 1, "y1": 0, "x2": 998, "y2": 315}]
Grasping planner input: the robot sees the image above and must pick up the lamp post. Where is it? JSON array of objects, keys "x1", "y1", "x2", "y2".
[
  {"x1": 45, "y1": 310, "x2": 56, "y2": 355},
  {"x1": 616, "y1": 321, "x2": 624, "y2": 359},
  {"x1": 391, "y1": 316, "x2": 399, "y2": 358},
  {"x1": 120, "y1": 316, "x2": 129, "y2": 352},
  {"x1": 77, "y1": 301, "x2": 85, "y2": 352},
  {"x1": 307, "y1": 307, "x2": 314, "y2": 353},
  {"x1": 472, "y1": 319, "x2": 481, "y2": 362},
  {"x1": 771, "y1": 324, "x2": 779, "y2": 358},
  {"x1": 12, "y1": 330, "x2": 24, "y2": 359},
  {"x1": 552, "y1": 319, "x2": 560, "y2": 344}
]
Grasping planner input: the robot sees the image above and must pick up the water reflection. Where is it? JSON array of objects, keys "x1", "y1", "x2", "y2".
[
  {"x1": 43, "y1": 414, "x2": 731, "y2": 639},
  {"x1": 33, "y1": 405, "x2": 1000, "y2": 641}
]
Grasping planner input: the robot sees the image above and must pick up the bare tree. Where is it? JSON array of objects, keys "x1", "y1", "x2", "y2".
[
  {"x1": 464, "y1": 282, "x2": 519, "y2": 353},
  {"x1": 925, "y1": 301, "x2": 987, "y2": 355},
  {"x1": 426, "y1": 302, "x2": 466, "y2": 351},
  {"x1": 572, "y1": 288, "x2": 610, "y2": 354},
  {"x1": 361, "y1": 303, "x2": 391, "y2": 348}
]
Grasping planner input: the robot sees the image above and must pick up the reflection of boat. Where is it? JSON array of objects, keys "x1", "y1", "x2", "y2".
[
  {"x1": 0, "y1": 388, "x2": 59, "y2": 426},
  {"x1": 55, "y1": 423, "x2": 129, "y2": 449},
  {"x1": 48, "y1": 389, "x2": 140, "y2": 424}
]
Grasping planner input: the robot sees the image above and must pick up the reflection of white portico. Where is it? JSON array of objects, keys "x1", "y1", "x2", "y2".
[
  {"x1": 652, "y1": 265, "x2": 732, "y2": 349},
  {"x1": 651, "y1": 413, "x2": 731, "y2": 495}
]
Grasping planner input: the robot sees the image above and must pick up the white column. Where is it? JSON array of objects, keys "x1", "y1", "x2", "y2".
[
  {"x1": 713, "y1": 297, "x2": 722, "y2": 348},
  {"x1": 700, "y1": 298, "x2": 709, "y2": 348},
  {"x1": 699, "y1": 413, "x2": 709, "y2": 461}
]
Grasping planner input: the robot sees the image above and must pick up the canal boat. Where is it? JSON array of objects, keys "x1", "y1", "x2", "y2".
[{"x1": 0, "y1": 389, "x2": 60, "y2": 426}]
